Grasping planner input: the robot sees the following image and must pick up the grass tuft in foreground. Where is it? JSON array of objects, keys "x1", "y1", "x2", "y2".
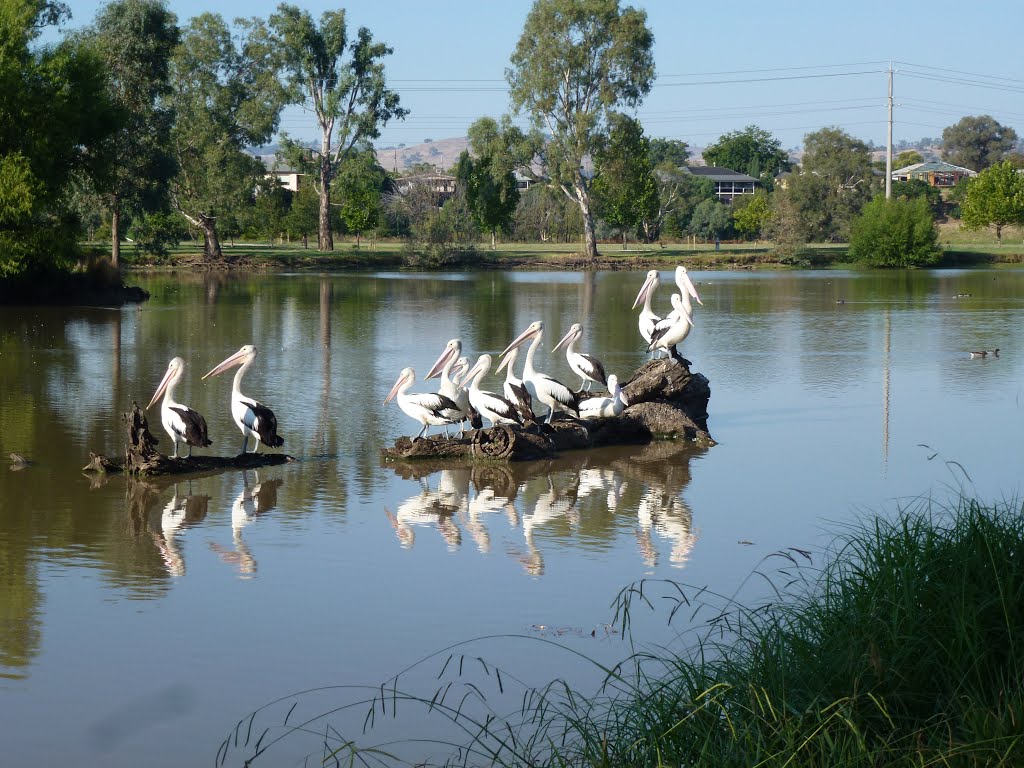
[{"x1": 221, "y1": 496, "x2": 1024, "y2": 766}]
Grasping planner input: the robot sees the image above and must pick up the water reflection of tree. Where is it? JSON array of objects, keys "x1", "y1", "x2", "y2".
[{"x1": 383, "y1": 441, "x2": 707, "y2": 574}]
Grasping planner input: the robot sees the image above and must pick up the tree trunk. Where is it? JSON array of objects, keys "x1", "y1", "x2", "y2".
[
  {"x1": 996, "y1": 223, "x2": 1003, "y2": 243},
  {"x1": 355, "y1": 231, "x2": 360, "y2": 249},
  {"x1": 622, "y1": 231, "x2": 627, "y2": 250},
  {"x1": 318, "y1": 152, "x2": 334, "y2": 252},
  {"x1": 199, "y1": 214, "x2": 222, "y2": 259},
  {"x1": 574, "y1": 179, "x2": 598, "y2": 260},
  {"x1": 111, "y1": 201, "x2": 121, "y2": 268},
  {"x1": 491, "y1": 229, "x2": 496, "y2": 250}
]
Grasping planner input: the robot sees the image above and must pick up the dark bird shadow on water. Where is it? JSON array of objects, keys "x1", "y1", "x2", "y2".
[{"x1": 88, "y1": 683, "x2": 196, "y2": 753}]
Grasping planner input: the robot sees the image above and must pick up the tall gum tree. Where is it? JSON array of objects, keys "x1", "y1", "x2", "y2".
[
  {"x1": 507, "y1": 0, "x2": 654, "y2": 260},
  {"x1": 270, "y1": 4, "x2": 407, "y2": 252},
  {"x1": 86, "y1": 0, "x2": 177, "y2": 269},
  {"x1": 167, "y1": 13, "x2": 284, "y2": 259}
]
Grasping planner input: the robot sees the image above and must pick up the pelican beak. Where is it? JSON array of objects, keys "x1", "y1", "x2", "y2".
[
  {"x1": 425, "y1": 345, "x2": 457, "y2": 380},
  {"x1": 495, "y1": 354, "x2": 512, "y2": 374},
  {"x1": 384, "y1": 371, "x2": 406, "y2": 405},
  {"x1": 202, "y1": 348, "x2": 248, "y2": 379},
  {"x1": 501, "y1": 325, "x2": 538, "y2": 357},
  {"x1": 632, "y1": 273, "x2": 657, "y2": 309},
  {"x1": 147, "y1": 366, "x2": 174, "y2": 410},
  {"x1": 464, "y1": 357, "x2": 488, "y2": 383},
  {"x1": 678, "y1": 270, "x2": 703, "y2": 306},
  {"x1": 550, "y1": 326, "x2": 577, "y2": 354}
]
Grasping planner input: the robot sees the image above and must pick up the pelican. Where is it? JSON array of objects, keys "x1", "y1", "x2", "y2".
[
  {"x1": 202, "y1": 345, "x2": 284, "y2": 454},
  {"x1": 462, "y1": 354, "x2": 522, "y2": 427},
  {"x1": 632, "y1": 270, "x2": 663, "y2": 356},
  {"x1": 147, "y1": 357, "x2": 212, "y2": 458},
  {"x1": 498, "y1": 346, "x2": 534, "y2": 422},
  {"x1": 648, "y1": 294, "x2": 695, "y2": 364},
  {"x1": 579, "y1": 374, "x2": 626, "y2": 419},
  {"x1": 384, "y1": 367, "x2": 463, "y2": 440},
  {"x1": 426, "y1": 339, "x2": 473, "y2": 435},
  {"x1": 669, "y1": 265, "x2": 703, "y2": 318},
  {"x1": 551, "y1": 323, "x2": 607, "y2": 392},
  {"x1": 500, "y1": 321, "x2": 579, "y2": 424}
]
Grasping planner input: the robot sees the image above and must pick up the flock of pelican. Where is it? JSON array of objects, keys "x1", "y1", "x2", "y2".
[
  {"x1": 385, "y1": 266, "x2": 703, "y2": 441},
  {"x1": 147, "y1": 345, "x2": 284, "y2": 459},
  {"x1": 143, "y1": 267, "x2": 701, "y2": 457}
]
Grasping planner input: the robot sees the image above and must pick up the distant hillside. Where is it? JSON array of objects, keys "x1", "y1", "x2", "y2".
[{"x1": 374, "y1": 137, "x2": 469, "y2": 173}]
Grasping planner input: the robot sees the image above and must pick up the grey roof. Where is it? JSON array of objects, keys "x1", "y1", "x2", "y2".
[
  {"x1": 892, "y1": 160, "x2": 977, "y2": 177},
  {"x1": 257, "y1": 154, "x2": 301, "y2": 174},
  {"x1": 684, "y1": 165, "x2": 759, "y2": 183}
]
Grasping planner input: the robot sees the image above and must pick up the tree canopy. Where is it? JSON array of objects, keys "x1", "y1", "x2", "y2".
[
  {"x1": 458, "y1": 117, "x2": 528, "y2": 249},
  {"x1": 959, "y1": 161, "x2": 1024, "y2": 242},
  {"x1": 849, "y1": 196, "x2": 941, "y2": 267},
  {"x1": 166, "y1": 12, "x2": 285, "y2": 258},
  {"x1": 702, "y1": 125, "x2": 790, "y2": 188},
  {"x1": 649, "y1": 138, "x2": 690, "y2": 168},
  {"x1": 507, "y1": 0, "x2": 654, "y2": 259},
  {"x1": 591, "y1": 113, "x2": 658, "y2": 247},
  {"x1": 270, "y1": 4, "x2": 407, "y2": 252},
  {"x1": 1, "y1": 0, "x2": 114, "y2": 278},
  {"x1": 85, "y1": 0, "x2": 178, "y2": 267},
  {"x1": 801, "y1": 127, "x2": 872, "y2": 190},
  {"x1": 942, "y1": 115, "x2": 1018, "y2": 172}
]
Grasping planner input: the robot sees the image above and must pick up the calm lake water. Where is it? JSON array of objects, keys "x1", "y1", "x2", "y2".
[{"x1": 1, "y1": 267, "x2": 1022, "y2": 766}]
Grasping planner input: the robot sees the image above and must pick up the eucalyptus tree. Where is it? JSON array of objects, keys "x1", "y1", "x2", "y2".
[
  {"x1": 942, "y1": 115, "x2": 1018, "y2": 171},
  {"x1": 86, "y1": 0, "x2": 178, "y2": 267},
  {"x1": 166, "y1": 13, "x2": 285, "y2": 259},
  {"x1": 269, "y1": 4, "x2": 407, "y2": 251},
  {"x1": 458, "y1": 116, "x2": 531, "y2": 249},
  {"x1": 591, "y1": 113, "x2": 658, "y2": 247},
  {"x1": 507, "y1": 0, "x2": 655, "y2": 259}
]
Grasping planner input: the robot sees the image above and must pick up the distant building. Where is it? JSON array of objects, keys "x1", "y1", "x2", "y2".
[
  {"x1": 683, "y1": 166, "x2": 759, "y2": 203},
  {"x1": 891, "y1": 161, "x2": 976, "y2": 188},
  {"x1": 514, "y1": 169, "x2": 537, "y2": 192},
  {"x1": 258, "y1": 155, "x2": 305, "y2": 192},
  {"x1": 395, "y1": 173, "x2": 458, "y2": 205}
]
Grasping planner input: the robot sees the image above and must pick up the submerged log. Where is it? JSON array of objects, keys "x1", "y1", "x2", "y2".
[
  {"x1": 83, "y1": 403, "x2": 294, "y2": 476},
  {"x1": 381, "y1": 357, "x2": 714, "y2": 463}
]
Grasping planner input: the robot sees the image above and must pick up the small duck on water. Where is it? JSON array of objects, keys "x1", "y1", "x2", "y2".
[{"x1": 969, "y1": 348, "x2": 1000, "y2": 359}]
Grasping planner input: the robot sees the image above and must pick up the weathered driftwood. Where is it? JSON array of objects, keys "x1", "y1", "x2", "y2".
[
  {"x1": 380, "y1": 357, "x2": 714, "y2": 463},
  {"x1": 83, "y1": 403, "x2": 294, "y2": 476}
]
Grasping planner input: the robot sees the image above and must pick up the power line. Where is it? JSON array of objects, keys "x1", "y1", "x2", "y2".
[{"x1": 895, "y1": 60, "x2": 1024, "y2": 87}]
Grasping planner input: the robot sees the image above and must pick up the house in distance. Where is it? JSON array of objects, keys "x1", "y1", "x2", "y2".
[
  {"x1": 891, "y1": 160, "x2": 977, "y2": 188},
  {"x1": 684, "y1": 166, "x2": 759, "y2": 203}
]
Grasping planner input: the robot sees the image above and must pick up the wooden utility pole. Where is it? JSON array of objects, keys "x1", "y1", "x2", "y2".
[{"x1": 886, "y1": 63, "x2": 894, "y2": 200}]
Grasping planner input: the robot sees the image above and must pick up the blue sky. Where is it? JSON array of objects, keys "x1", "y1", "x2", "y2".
[{"x1": 58, "y1": 0, "x2": 1024, "y2": 151}]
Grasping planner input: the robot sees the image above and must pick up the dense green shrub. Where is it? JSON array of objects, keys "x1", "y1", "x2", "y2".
[{"x1": 849, "y1": 195, "x2": 941, "y2": 267}]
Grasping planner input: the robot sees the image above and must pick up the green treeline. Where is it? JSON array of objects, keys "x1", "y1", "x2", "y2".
[{"x1": 3, "y1": 0, "x2": 1024, "y2": 281}]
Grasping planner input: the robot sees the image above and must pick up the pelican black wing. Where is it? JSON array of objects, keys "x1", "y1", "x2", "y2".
[{"x1": 169, "y1": 406, "x2": 213, "y2": 447}]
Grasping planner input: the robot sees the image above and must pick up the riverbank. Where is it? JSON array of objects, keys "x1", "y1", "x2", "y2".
[
  {"x1": 0, "y1": 259, "x2": 149, "y2": 306},
  {"x1": 119, "y1": 238, "x2": 1024, "y2": 272}
]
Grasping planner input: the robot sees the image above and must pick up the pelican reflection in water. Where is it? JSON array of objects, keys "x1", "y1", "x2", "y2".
[
  {"x1": 210, "y1": 470, "x2": 283, "y2": 578},
  {"x1": 150, "y1": 482, "x2": 210, "y2": 578},
  {"x1": 384, "y1": 442, "x2": 704, "y2": 572}
]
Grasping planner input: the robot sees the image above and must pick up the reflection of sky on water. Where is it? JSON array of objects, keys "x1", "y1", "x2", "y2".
[{"x1": 1, "y1": 268, "x2": 1024, "y2": 766}]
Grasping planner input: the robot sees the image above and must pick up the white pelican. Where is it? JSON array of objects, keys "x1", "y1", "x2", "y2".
[
  {"x1": 498, "y1": 346, "x2": 534, "y2": 421},
  {"x1": 579, "y1": 374, "x2": 626, "y2": 419},
  {"x1": 499, "y1": 320, "x2": 579, "y2": 424},
  {"x1": 202, "y1": 345, "x2": 284, "y2": 454},
  {"x1": 648, "y1": 294, "x2": 695, "y2": 364},
  {"x1": 551, "y1": 322, "x2": 607, "y2": 392},
  {"x1": 147, "y1": 357, "x2": 212, "y2": 458},
  {"x1": 426, "y1": 339, "x2": 474, "y2": 435},
  {"x1": 667, "y1": 265, "x2": 703, "y2": 321},
  {"x1": 384, "y1": 367, "x2": 462, "y2": 440},
  {"x1": 632, "y1": 270, "x2": 663, "y2": 356},
  {"x1": 462, "y1": 354, "x2": 522, "y2": 427}
]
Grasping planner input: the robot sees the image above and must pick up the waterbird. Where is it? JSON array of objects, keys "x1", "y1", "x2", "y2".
[
  {"x1": 499, "y1": 320, "x2": 580, "y2": 424},
  {"x1": 147, "y1": 357, "x2": 212, "y2": 458},
  {"x1": 579, "y1": 374, "x2": 626, "y2": 419},
  {"x1": 202, "y1": 345, "x2": 284, "y2": 454},
  {"x1": 462, "y1": 354, "x2": 522, "y2": 427},
  {"x1": 498, "y1": 346, "x2": 534, "y2": 422},
  {"x1": 632, "y1": 269, "x2": 663, "y2": 356},
  {"x1": 384, "y1": 367, "x2": 463, "y2": 440},
  {"x1": 551, "y1": 323, "x2": 607, "y2": 392},
  {"x1": 969, "y1": 348, "x2": 1000, "y2": 359},
  {"x1": 648, "y1": 294, "x2": 695, "y2": 364},
  {"x1": 426, "y1": 339, "x2": 474, "y2": 435}
]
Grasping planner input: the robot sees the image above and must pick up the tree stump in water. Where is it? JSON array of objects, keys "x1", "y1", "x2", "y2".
[
  {"x1": 83, "y1": 403, "x2": 294, "y2": 476},
  {"x1": 381, "y1": 358, "x2": 714, "y2": 463}
]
